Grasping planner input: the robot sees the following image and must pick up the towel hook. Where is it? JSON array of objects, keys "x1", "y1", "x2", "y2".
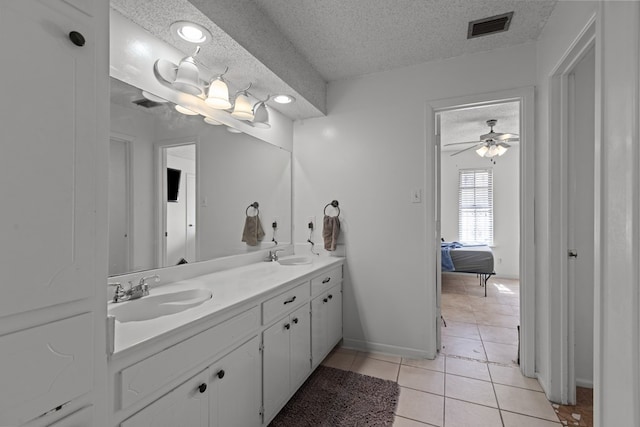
[
  {"x1": 246, "y1": 201, "x2": 259, "y2": 217},
  {"x1": 323, "y1": 200, "x2": 340, "y2": 217}
]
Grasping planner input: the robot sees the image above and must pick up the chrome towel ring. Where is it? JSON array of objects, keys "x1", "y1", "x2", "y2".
[
  {"x1": 246, "y1": 202, "x2": 259, "y2": 217},
  {"x1": 323, "y1": 200, "x2": 340, "y2": 217}
]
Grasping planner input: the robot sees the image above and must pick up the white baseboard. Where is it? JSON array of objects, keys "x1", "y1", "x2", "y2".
[
  {"x1": 576, "y1": 378, "x2": 594, "y2": 389},
  {"x1": 342, "y1": 338, "x2": 436, "y2": 359}
]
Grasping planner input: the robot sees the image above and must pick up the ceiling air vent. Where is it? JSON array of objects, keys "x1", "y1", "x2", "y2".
[
  {"x1": 132, "y1": 98, "x2": 163, "y2": 108},
  {"x1": 467, "y1": 12, "x2": 514, "y2": 39}
]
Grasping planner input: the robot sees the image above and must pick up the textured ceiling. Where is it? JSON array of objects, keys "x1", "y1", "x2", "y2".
[
  {"x1": 253, "y1": 0, "x2": 557, "y2": 81},
  {"x1": 110, "y1": 0, "x2": 556, "y2": 120},
  {"x1": 440, "y1": 101, "x2": 520, "y2": 153}
]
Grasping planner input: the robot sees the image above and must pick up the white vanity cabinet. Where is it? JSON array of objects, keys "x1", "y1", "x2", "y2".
[
  {"x1": 262, "y1": 304, "x2": 311, "y2": 422},
  {"x1": 311, "y1": 284, "x2": 343, "y2": 368}
]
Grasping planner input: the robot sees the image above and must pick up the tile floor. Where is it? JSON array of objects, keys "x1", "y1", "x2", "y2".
[{"x1": 320, "y1": 274, "x2": 565, "y2": 426}]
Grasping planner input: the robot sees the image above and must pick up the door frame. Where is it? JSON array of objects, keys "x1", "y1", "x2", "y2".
[
  {"x1": 547, "y1": 15, "x2": 597, "y2": 404},
  {"x1": 427, "y1": 86, "x2": 536, "y2": 376}
]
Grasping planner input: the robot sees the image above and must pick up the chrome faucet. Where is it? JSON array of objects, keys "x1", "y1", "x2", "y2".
[
  {"x1": 109, "y1": 275, "x2": 160, "y2": 303},
  {"x1": 265, "y1": 249, "x2": 285, "y2": 262}
]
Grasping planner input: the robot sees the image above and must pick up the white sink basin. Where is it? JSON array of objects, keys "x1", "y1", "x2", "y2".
[
  {"x1": 108, "y1": 288, "x2": 213, "y2": 322},
  {"x1": 278, "y1": 256, "x2": 313, "y2": 266}
]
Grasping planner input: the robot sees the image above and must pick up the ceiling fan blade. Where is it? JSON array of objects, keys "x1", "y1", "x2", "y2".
[
  {"x1": 494, "y1": 133, "x2": 519, "y2": 140},
  {"x1": 444, "y1": 140, "x2": 483, "y2": 147},
  {"x1": 501, "y1": 137, "x2": 519, "y2": 143},
  {"x1": 450, "y1": 143, "x2": 483, "y2": 157},
  {"x1": 498, "y1": 142, "x2": 511, "y2": 148}
]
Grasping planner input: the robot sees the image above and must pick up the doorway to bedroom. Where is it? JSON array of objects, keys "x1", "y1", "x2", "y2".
[{"x1": 437, "y1": 100, "x2": 522, "y2": 367}]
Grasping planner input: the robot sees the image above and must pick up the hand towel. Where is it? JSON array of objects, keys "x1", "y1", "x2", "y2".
[
  {"x1": 242, "y1": 216, "x2": 265, "y2": 246},
  {"x1": 323, "y1": 215, "x2": 341, "y2": 251}
]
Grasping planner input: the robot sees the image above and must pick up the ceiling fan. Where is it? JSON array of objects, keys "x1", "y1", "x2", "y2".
[{"x1": 445, "y1": 119, "x2": 519, "y2": 158}]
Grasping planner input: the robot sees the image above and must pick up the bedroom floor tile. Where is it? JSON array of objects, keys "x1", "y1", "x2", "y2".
[
  {"x1": 483, "y1": 341, "x2": 519, "y2": 365},
  {"x1": 478, "y1": 324, "x2": 519, "y2": 345},
  {"x1": 441, "y1": 321, "x2": 481, "y2": 340},
  {"x1": 441, "y1": 335, "x2": 487, "y2": 361},
  {"x1": 445, "y1": 356, "x2": 491, "y2": 381}
]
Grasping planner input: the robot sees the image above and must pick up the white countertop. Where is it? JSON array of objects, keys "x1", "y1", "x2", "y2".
[{"x1": 108, "y1": 256, "x2": 343, "y2": 355}]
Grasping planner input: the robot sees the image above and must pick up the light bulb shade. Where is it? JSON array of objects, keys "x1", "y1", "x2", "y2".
[
  {"x1": 487, "y1": 145, "x2": 499, "y2": 157},
  {"x1": 205, "y1": 78, "x2": 232, "y2": 109},
  {"x1": 476, "y1": 145, "x2": 489, "y2": 157},
  {"x1": 204, "y1": 116, "x2": 223, "y2": 125},
  {"x1": 496, "y1": 145, "x2": 508, "y2": 156},
  {"x1": 251, "y1": 102, "x2": 270, "y2": 128},
  {"x1": 173, "y1": 56, "x2": 202, "y2": 95},
  {"x1": 231, "y1": 93, "x2": 254, "y2": 121},
  {"x1": 175, "y1": 104, "x2": 199, "y2": 115}
]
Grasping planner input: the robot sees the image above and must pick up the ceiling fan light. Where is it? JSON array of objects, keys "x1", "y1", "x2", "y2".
[
  {"x1": 496, "y1": 145, "x2": 508, "y2": 156},
  {"x1": 204, "y1": 116, "x2": 223, "y2": 125},
  {"x1": 487, "y1": 145, "x2": 500, "y2": 157},
  {"x1": 231, "y1": 92, "x2": 254, "y2": 121},
  {"x1": 205, "y1": 77, "x2": 232, "y2": 109},
  {"x1": 172, "y1": 56, "x2": 202, "y2": 95},
  {"x1": 175, "y1": 104, "x2": 199, "y2": 115},
  {"x1": 476, "y1": 146, "x2": 489, "y2": 157},
  {"x1": 251, "y1": 102, "x2": 270, "y2": 128}
]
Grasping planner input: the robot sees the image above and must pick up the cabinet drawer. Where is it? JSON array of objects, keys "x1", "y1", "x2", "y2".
[
  {"x1": 262, "y1": 282, "x2": 310, "y2": 325},
  {"x1": 0, "y1": 313, "x2": 93, "y2": 426},
  {"x1": 119, "y1": 306, "x2": 259, "y2": 410},
  {"x1": 310, "y1": 266, "x2": 342, "y2": 296}
]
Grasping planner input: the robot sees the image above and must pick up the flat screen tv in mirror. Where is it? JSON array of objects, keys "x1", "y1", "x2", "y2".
[{"x1": 167, "y1": 168, "x2": 181, "y2": 203}]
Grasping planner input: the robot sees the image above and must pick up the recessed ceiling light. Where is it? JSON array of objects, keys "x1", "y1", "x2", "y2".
[
  {"x1": 170, "y1": 21, "x2": 212, "y2": 44},
  {"x1": 273, "y1": 94, "x2": 295, "y2": 104},
  {"x1": 175, "y1": 104, "x2": 199, "y2": 115}
]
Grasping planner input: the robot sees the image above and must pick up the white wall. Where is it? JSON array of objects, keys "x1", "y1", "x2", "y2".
[
  {"x1": 441, "y1": 146, "x2": 520, "y2": 278},
  {"x1": 294, "y1": 43, "x2": 536, "y2": 356}
]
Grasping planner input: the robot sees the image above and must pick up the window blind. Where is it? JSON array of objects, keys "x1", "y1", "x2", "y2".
[{"x1": 458, "y1": 168, "x2": 493, "y2": 245}]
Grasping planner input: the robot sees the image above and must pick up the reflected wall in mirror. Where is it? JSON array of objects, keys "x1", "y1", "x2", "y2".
[{"x1": 109, "y1": 78, "x2": 291, "y2": 276}]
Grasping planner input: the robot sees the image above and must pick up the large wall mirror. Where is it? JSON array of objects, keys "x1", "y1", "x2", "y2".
[{"x1": 109, "y1": 77, "x2": 291, "y2": 276}]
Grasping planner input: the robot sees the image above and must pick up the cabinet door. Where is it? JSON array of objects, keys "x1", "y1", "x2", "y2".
[
  {"x1": 0, "y1": 0, "x2": 97, "y2": 316},
  {"x1": 121, "y1": 370, "x2": 209, "y2": 427},
  {"x1": 327, "y1": 285, "x2": 343, "y2": 349},
  {"x1": 311, "y1": 294, "x2": 328, "y2": 368},
  {"x1": 263, "y1": 318, "x2": 291, "y2": 421},
  {"x1": 209, "y1": 337, "x2": 261, "y2": 427},
  {"x1": 289, "y1": 305, "x2": 311, "y2": 390}
]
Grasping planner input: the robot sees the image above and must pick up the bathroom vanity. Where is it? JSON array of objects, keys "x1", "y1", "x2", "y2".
[{"x1": 107, "y1": 256, "x2": 344, "y2": 427}]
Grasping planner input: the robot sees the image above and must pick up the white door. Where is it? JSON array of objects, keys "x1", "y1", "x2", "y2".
[
  {"x1": 289, "y1": 305, "x2": 311, "y2": 390},
  {"x1": 109, "y1": 139, "x2": 130, "y2": 275},
  {"x1": 435, "y1": 114, "x2": 442, "y2": 351},
  {"x1": 186, "y1": 172, "x2": 197, "y2": 262},
  {"x1": 567, "y1": 46, "x2": 596, "y2": 395},
  {"x1": 209, "y1": 337, "x2": 261, "y2": 427},
  {"x1": 263, "y1": 318, "x2": 291, "y2": 420}
]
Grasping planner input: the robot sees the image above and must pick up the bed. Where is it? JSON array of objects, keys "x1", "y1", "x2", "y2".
[{"x1": 441, "y1": 242, "x2": 495, "y2": 297}]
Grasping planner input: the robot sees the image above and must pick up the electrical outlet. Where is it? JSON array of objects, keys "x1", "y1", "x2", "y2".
[
  {"x1": 307, "y1": 216, "x2": 316, "y2": 231},
  {"x1": 272, "y1": 217, "x2": 279, "y2": 229}
]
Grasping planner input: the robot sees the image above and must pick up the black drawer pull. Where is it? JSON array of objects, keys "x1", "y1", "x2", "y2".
[
  {"x1": 69, "y1": 31, "x2": 85, "y2": 47},
  {"x1": 322, "y1": 277, "x2": 331, "y2": 284},
  {"x1": 217, "y1": 370, "x2": 225, "y2": 379},
  {"x1": 198, "y1": 383, "x2": 207, "y2": 393},
  {"x1": 284, "y1": 323, "x2": 291, "y2": 330},
  {"x1": 283, "y1": 296, "x2": 296, "y2": 305},
  {"x1": 292, "y1": 317, "x2": 299, "y2": 324}
]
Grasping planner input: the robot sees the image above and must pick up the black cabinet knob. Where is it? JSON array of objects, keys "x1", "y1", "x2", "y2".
[
  {"x1": 292, "y1": 317, "x2": 299, "y2": 324},
  {"x1": 198, "y1": 383, "x2": 207, "y2": 393},
  {"x1": 323, "y1": 298, "x2": 328, "y2": 303},
  {"x1": 217, "y1": 370, "x2": 225, "y2": 379},
  {"x1": 328, "y1": 294, "x2": 333, "y2": 300},
  {"x1": 68, "y1": 31, "x2": 85, "y2": 47},
  {"x1": 284, "y1": 323, "x2": 290, "y2": 330}
]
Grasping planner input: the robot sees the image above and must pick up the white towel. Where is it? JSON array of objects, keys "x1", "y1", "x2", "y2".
[{"x1": 242, "y1": 216, "x2": 265, "y2": 246}]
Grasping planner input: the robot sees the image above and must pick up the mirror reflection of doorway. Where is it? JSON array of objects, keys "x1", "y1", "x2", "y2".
[
  {"x1": 162, "y1": 143, "x2": 196, "y2": 267},
  {"x1": 109, "y1": 138, "x2": 131, "y2": 276}
]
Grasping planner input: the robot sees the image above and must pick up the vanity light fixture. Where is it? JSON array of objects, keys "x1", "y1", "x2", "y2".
[
  {"x1": 170, "y1": 21, "x2": 212, "y2": 44},
  {"x1": 272, "y1": 94, "x2": 295, "y2": 104},
  {"x1": 251, "y1": 99, "x2": 271, "y2": 129},
  {"x1": 205, "y1": 67, "x2": 232, "y2": 110},
  {"x1": 204, "y1": 116, "x2": 223, "y2": 125},
  {"x1": 172, "y1": 46, "x2": 203, "y2": 95},
  {"x1": 141, "y1": 91, "x2": 168, "y2": 103},
  {"x1": 175, "y1": 104, "x2": 199, "y2": 115},
  {"x1": 231, "y1": 83, "x2": 255, "y2": 121}
]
